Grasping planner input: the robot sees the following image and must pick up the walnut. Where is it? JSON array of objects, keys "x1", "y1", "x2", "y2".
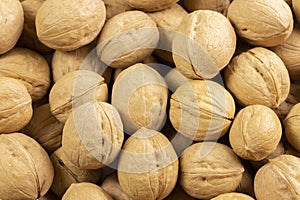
[{"x1": 284, "y1": 103, "x2": 300, "y2": 151}]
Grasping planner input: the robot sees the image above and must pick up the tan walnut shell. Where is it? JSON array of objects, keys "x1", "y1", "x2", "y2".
[
  {"x1": 254, "y1": 155, "x2": 300, "y2": 200},
  {"x1": 179, "y1": 142, "x2": 244, "y2": 199},
  {"x1": 169, "y1": 80, "x2": 235, "y2": 141},
  {"x1": 0, "y1": 77, "x2": 32, "y2": 134},
  {"x1": 36, "y1": 0, "x2": 106, "y2": 51},
  {"x1": 284, "y1": 103, "x2": 300, "y2": 152},
  {"x1": 181, "y1": 0, "x2": 231, "y2": 15},
  {"x1": 126, "y1": 0, "x2": 179, "y2": 12},
  {"x1": 211, "y1": 192, "x2": 255, "y2": 200},
  {"x1": 224, "y1": 47, "x2": 290, "y2": 108},
  {"x1": 112, "y1": 63, "x2": 168, "y2": 134},
  {"x1": 271, "y1": 27, "x2": 300, "y2": 81},
  {"x1": 97, "y1": 11, "x2": 159, "y2": 69},
  {"x1": 103, "y1": 0, "x2": 133, "y2": 19},
  {"x1": 50, "y1": 148, "x2": 102, "y2": 197},
  {"x1": 172, "y1": 10, "x2": 236, "y2": 79},
  {"x1": 0, "y1": 0, "x2": 24, "y2": 55},
  {"x1": 228, "y1": 0, "x2": 293, "y2": 47},
  {"x1": 118, "y1": 128, "x2": 178, "y2": 200},
  {"x1": 49, "y1": 70, "x2": 108, "y2": 123},
  {"x1": 293, "y1": 0, "x2": 300, "y2": 24},
  {"x1": 62, "y1": 101, "x2": 124, "y2": 170},
  {"x1": 23, "y1": 104, "x2": 64, "y2": 154},
  {"x1": 229, "y1": 105, "x2": 282, "y2": 161},
  {"x1": 62, "y1": 183, "x2": 112, "y2": 200},
  {"x1": 0, "y1": 133, "x2": 54, "y2": 200},
  {"x1": 0, "y1": 48, "x2": 50, "y2": 101}
]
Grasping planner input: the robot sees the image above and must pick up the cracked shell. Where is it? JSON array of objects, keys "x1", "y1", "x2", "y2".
[
  {"x1": 169, "y1": 80, "x2": 235, "y2": 141},
  {"x1": 0, "y1": 133, "x2": 54, "y2": 200},
  {"x1": 284, "y1": 103, "x2": 300, "y2": 151},
  {"x1": 224, "y1": 47, "x2": 290, "y2": 108}
]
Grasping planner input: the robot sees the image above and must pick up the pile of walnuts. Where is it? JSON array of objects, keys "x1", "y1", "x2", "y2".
[{"x1": 1, "y1": 0, "x2": 300, "y2": 199}]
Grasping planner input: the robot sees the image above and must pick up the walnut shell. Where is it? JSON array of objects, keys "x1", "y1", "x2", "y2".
[
  {"x1": 0, "y1": 48, "x2": 50, "y2": 101},
  {"x1": 112, "y1": 63, "x2": 168, "y2": 134},
  {"x1": 211, "y1": 192, "x2": 255, "y2": 200},
  {"x1": 103, "y1": 0, "x2": 133, "y2": 19},
  {"x1": 254, "y1": 155, "x2": 300, "y2": 200},
  {"x1": 118, "y1": 128, "x2": 178, "y2": 200},
  {"x1": 293, "y1": 0, "x2": 300, "y2": 23},
  {"x1": 0, "y1": 133, "x2": 54, "y2": 200},
  {"x1": 271, "y1": 27, "x2": 300, "y2": 81},
  {"x1": 284, "y1": 103, "x2": 300, "y2": 151},
  {"x1": 0, "y1": 77, "x2": 32, "y2": 134},
  {"x1": 49, "y1": 70, "x2": 108, "y2": 123},
  {"x1": 181, "y1": 0, "x2": 231, "y2": 15},
  {"x1": 97, "y1": 11, "x2": 159, "y2": 69},
  {"x1": 62, "y1": 183, "x2": 112, "y2": 200},
  {"x1": 50, "y1": 148, "x2": 102, "y2": 197},
  {"x1": 0, "y1": 0, "x2": 24, "y2": 55},
  {"x1": 23, "y1": 104, "x2": 63, "y2": 154},
  {"x1": 169, "y1": 80, "x2": 235, "y2": 141},
  {"x1": 224, "y1": 47, "x2": 290, "y2": 108},
  {"x1": 126, "y1": 0, "x2": 179, "y2": 12},
  {"x1": 36, "y1": 0, "x2": 106, "y2": 51},
  {"x1": 62, "y1": 101, "x2": 124, "y2": 169},
  {"x1": 228, "y1": 0, "x2": 293, "y2": 47},
  {"x1": 180, "y1": 142, "x2": 244, "y2": 199},
  {"x1": 229, "y1": 105, "x2": 282, "y2": 161}
]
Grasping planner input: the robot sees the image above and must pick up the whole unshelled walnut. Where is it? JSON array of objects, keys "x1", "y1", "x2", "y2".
[
  {"x1": 181, "y1": 0, "x2": 231, "y2": 15},
  {"x1": 228, "y1": 0, "x2": 293, "y2": 47},
  {"x1": 284, "y1": 103, "x2": 300, "y2": 151},
  {"x1": 126, "y1": 0, "x2": 179, "y2": 11},
  {"x1": 224, "y1": 47, "x2": 290, "y2": 108}
]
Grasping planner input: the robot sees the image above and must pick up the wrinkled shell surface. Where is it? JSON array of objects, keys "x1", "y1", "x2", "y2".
[
  {"x1": 0, "y1": 48, "x2": 50, "y2": 101},
  {"x1": 254, "y1": 155, "x2": 300, "y2": 200},
  {"x1": 0, "y1": 77, "x2": 32, "y2": 134},
  {"x1": 284, "y1": 103, "x2": 300, "y2": 151},
  {"x1": 49, "y1": 70, "x2": 108, "y2": 123},
  {"x1": 0, "y1": 133, "x2": 54, "y2": 200},
  {"x1": 36, "y1": 0, "x2": 106, "y2": 51},
  {"x1": 62, "y1": 101, "x2": 124, "y2": 169},
  {"x1": 172, "y1": 10, "x2": 236, "y2": 79},
  {"x1": 229, "y1": 105, "x2": 282, "y2": 161},
  {"x1": 228, "y1": 0, "x2": 293, "y2": 47},
  {"x1": 97, "y1": 11, "x2": 159, "y2": 68},
  {"x1": 23, "y1": 104, "x2": 63, "y2": 154},
  {"x1": 112, "y1": 63, "x2": 168, "y2": 134},
  {"x1": 224, "y1": 47, "x2": 290, "y2": 108},
  {"x1": 0, "y1": 0, "x2": 24, "y2": 55},
  {"x1": 211, "y1": 192, "x2": 255, "y2": 200},
  {"x1": 103, "y1": 0, "x2": 133, "y2": 19},
  {"x1": 169, "y1": 80, "x2": 235, "y2": 141},
  {"x1": 181, "y1": 0, "x2": 231, "y2": 15},
  {"x1": 50, "y1": 148, "x2": 102, "y2": 197},
  {"x1": 62, "y1": 183, "x2": 112, "y2": 200},
  {"x1": 293, "y1": 0, "x2": 300, "y2": 24},
  {"x1": 126, "y1": 0, "x2": 179, "y2": 12},
  {"x1": 118, "y1": 128, "x2": 178, "y2": 200},
  {"x1": 180, "y1": 142, "x2": 244, "y2": 199}
]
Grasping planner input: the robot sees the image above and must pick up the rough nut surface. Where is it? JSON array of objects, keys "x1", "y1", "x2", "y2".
[
  {"x1": 224, "y1": 47, "x2": 290, "y2": 108},
  {"x1": 180, "y1": 142, "x2": 244, "y2": 199},
  {"x1": 211, "y1": 192, "x2": 254, "y2": 200},
  {"x1": 169, "y1": 80, "x2": 235, "y2": 141},
  {"x1": 181, "y1": 0, "x2": 231, "y2": 15},
  {"x1": 126, "y1": 0, "x2": 179, "y2": 12},
  {"x1": 293, "y1": 0, "x2": 300, "y2": 23},
  {"x1": 284, "y1": 103, "x2": 300, "y2": 151}
]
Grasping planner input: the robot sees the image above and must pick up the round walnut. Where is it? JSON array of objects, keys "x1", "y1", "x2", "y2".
[
  {"x1": 0, "y1": 0, "x2": 24, "y2": 55},
  {"x1": 180, "y1": 142, "x2": 244, "y2": 199},
  {"x1": 0, "y1": 133, "x2": 54, "y2": 200},
  {"x1": 254, "y1": 155, "x2": 300, "y2": 200},
  {"x1": 50, "y1": 148, "x2": 102, "y2": 197},
  {"x1": 172, "y1": 10, "x2": 236, "y2": 79},
  {"x1": 112, "y1": 63, "x2": 168, "y2": 134},
  {"x1": 126, "y1": 0, "x2": 179, "y2": 12},
  {"x1": 23, "y1": 104, "x2": 64, "y2": 154},
  {"x1": 272, "y1": 27, "x2": 300, "y2": 81},
  {"x1": 97, "y1": 11, "x2": 159, "y2": 69},
  {"x1": 0, "y1": 77, "x2": 32, "y2": 134},
  {"x1": 103, "y1": 0, "x2": 133, "y2": 19},
  {"x1": 224, "y1": 47, "x2": 290, "y2": 108},
  {"x1": 181, "y1": 0, "x2": 231, "y2": 15},
  {"x1": 62, "y1": 183, "x2": 112, "y2": 200},
  {"x1": 0, "y1": 48, "x2": 50, "y2": 101},
  {"x1": 284, "y1": 103, "x2": 300, "y2": 151},
  {"x1": 211, "y1": 192, "x2": 255, "y2": 200},
  {"x1": 49, "y1": 70, "x2": 108, "y2": 123},
  {"x1": 169, "y1": 80, "x2": 235, "y2": 141},
  {"x1": 18, "y1": 0, "x2": 53, "y2": 54},
  {"x1": 62, "y1": 101, "x2": 124, "y2": 170},
  {"x1": 293, "y1": 0, "x2": 300, "y2": 23},
  {"x1": 52, "y1": 43, "x2": 112, "y2": 83},
  {"x1": 229, "y1": 105, "x2": 282, "y2": 161},
  {"x1": 36, "y1": 0, "x2": 106, "y2": 51},
  {"x1": 118, "y1": 128, "x2": 178, "y2": 200},
  {"x1": 228, "y1": 0, "x2": 293, "y2": 47}
]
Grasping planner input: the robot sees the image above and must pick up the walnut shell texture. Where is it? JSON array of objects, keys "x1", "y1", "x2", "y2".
[
  {"x1": 181, "y1": 0, "x2": 231, "y2": 15},
  {"x1": 284, "y1": 103, "x2": 300, "y2": 151},
  {"x1": 211, "y1": 192, "x2": 255, "y2": 200},
  {"x1": 126, "y1": 0, "x2": 179, "y2": 12}
]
